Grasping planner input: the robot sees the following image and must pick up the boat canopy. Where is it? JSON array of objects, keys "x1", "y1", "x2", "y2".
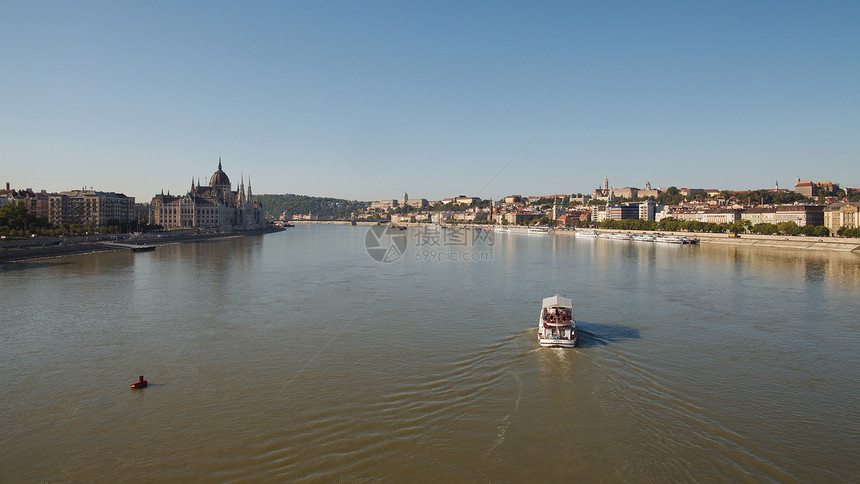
[{"x1": 542, "y1": 295, "x2": 572, "y2": 309}]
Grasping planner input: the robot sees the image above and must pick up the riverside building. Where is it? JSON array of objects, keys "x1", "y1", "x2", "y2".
[
  {"x1": 49, "y1": 190, "x2": 135, "y2": 227},
  {"x1": 739, "y1": 205, "x2": 824, "y2": 227},
  {"x1": 824, "y1": 202, "x2": 860, "y2": 235},
  {"x1": 149, "y1": 160, "x2": 266, "y2": 230}
]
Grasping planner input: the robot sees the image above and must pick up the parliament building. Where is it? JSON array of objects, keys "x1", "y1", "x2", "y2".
[{"x1": 150, "y1": 159, "x2": 266, "y2": 230}]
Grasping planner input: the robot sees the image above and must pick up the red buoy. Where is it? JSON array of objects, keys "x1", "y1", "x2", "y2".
[{"x1": 130, "y1": 375, "x2": 148, "y2": 389}]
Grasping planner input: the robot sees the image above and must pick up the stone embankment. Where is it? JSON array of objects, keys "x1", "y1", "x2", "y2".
[
  {"x1": 0, "y1": 227, "x2": 284, "y2": 263},
  {"x1": 352, "y1": 222, "x2": 860, "y2": 253},
  {"x1": 568, "y1": 229, "x2": 860, "y2": 252}
]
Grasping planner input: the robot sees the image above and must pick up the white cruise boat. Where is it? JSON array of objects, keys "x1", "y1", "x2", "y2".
[
  {"x1": 607, "y1": 233, "x2": 633, "y2": 240},
  {"x1": 575, "y1": 230, "x2": 599, "y2": 238},
  {"x1": 538, "y1": 295, "x2": 577, "y2": 348},
  {"x1": 632, "y1": 234, "x2": 655, "y2": 242},
  {"x1": 528, "y1": 226, "x2": 551, "y2": 235},
  {"x1": 654, "y1": 235, "x2": 685, "y2": 244}
]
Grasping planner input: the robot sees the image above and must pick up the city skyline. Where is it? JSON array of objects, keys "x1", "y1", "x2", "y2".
[
  {"x1": 1, "y1": 168, "x2": 849, "y2": 205},
  {"x1": 2, "y1": 2, "x2": 858, "y2": 202}
]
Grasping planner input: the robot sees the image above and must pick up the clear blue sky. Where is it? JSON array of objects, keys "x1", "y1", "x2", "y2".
[{"x1": 2, "y1": 1, "x2": 858, "y2": 202}]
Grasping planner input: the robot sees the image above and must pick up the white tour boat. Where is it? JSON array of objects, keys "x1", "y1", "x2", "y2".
[
  {"x1": 607, "y1": 233, "x2": 633, "y2": 240},
  {"x1": 631, "y1": 234, "x2": 655, "y2": 242},
  {"x1": 528, "y1": 226, "x2": 552, "y2": 235},
  {"x1": 654, "y1": 235, "x2": 685, "y2": 244},
  {"x1": 538, "y1": 295, "x2": 577, "y2": 348},
  {"x1": 575, "y1": 230, "x2": 599, "y2": 238}
]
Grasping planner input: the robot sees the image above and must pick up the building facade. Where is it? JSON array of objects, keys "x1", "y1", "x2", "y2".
[
  {"x1": 370, "y1": 200, "x2": 399, "y2": 210},
  {"x1": 2, "y1": 185, "x2": 51, "y2": 218},
  {"x1": 740, "y1": 205, "x2": 824, "y2": 226},
  {"x1": 591, "y1": 205, "x2": 610, "y2": 222},
  {"x1": 149, "y1": 160, "x2": 266, "y2": 230},
  {"x1": 612, "y1": 187, "x2": 638, "y2": 200},
  {"x1": 794, "y1": 179, "x2": 839, "y2": 197},
  {"x1": 638, "y1": 181, "x2": 661, "y2": 199},
  {"x1": 639, "y1": 200, "x2": 657, "y2": 221},
  {"x1": 824, "y1": 202, "x2": 860, "y2": 235},
  {"x1": 49, "y1": 190, "x2": 135, "y2": 227},
  {"x1": 609, "y1": 203, "x2": 640, "y2": 220},
  {"x1": 662, "y1": 208, "x2": 740, "y2": 224}
]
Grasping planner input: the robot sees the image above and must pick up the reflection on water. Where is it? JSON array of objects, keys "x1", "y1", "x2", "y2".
[
  {"x1": 707, "y1": 243, "x2": 860, "y2": 283},
  {"x1": 1, "y1": 227, "x2": 858, "y2": 482}
]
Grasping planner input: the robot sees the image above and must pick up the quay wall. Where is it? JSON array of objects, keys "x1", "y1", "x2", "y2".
[
  {"x1": 560, "y1": 228, "x2": 860, "y2": 252},
  {"x1": 380, "y1": 223, "x2": 860, "y2": 253},
  {"x1": 0, "y1": 227, "x2": 284, "y2": 263}
]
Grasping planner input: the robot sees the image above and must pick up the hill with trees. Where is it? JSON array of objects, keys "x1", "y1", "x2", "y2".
[{"x1": 253, "y1": 194, "x2": 369, "y2": 221}]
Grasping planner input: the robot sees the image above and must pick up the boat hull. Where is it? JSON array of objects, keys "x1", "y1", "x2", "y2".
[{"x1": 539, "y1": 337, "x2": 577, "y2": 348}]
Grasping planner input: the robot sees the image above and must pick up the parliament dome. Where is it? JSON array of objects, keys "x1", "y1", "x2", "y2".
[{"x1": 209, "y1": 160, "x2": 231, "y2": 187}]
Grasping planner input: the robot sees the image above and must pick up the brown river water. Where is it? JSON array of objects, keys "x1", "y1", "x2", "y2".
[{"x1": 1, "y1": 225, "x2": 858, "y2": 482}]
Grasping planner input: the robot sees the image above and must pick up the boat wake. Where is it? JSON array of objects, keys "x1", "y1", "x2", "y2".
[
  {"x1": 551, "y1": 347, "x2": 568, "y2": 361},
  {"x1": 484, "y1": 369, "x2": 523, "y2": 462},
  {"x1": 582, "y1": 344, "x2": 805, "y2": 482}
]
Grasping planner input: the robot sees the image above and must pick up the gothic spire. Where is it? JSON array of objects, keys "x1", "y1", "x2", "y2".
[{"x1": 237, "y1": 175, "x2": 246, "y2": 205}]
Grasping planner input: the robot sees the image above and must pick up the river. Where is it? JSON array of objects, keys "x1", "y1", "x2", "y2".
[{"x1": 1, "y1": 225, "x2": 858, "y2": 482}]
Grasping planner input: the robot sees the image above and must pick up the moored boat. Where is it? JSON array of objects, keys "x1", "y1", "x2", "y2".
[
  {"x1": 538, "y1": 295, "x2": 576, "y2": 348},
  {"x1": 654, "y1": 235, "x2": 685, "y2": 244},
  {"x1": 528, "y1": 226, "x2": 551, "y2": 235},
  {"x1": 575, "y1": 230, "x2": 599, "y2": 238},
  {"x1": 632, "y1": 234, "x2": 655, "y2": 242},
  {"x1": 607, "y1": 233, "x2": 633, "y2": 240}
]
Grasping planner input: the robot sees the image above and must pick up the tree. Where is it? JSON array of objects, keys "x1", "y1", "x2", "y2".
[
  {"x1": 776, "y1": 221, "x2": 799, "y2": 236},
  {"x1": 751, "y1": 223, "x2": 778, "y2": 235},
  {"x1": 837, "y1": 226, "x2": 860, "y2": 238},
  {"x1": 656, "y1": 187, "x2": 684, "y2": 205},
  {"x1": 0, "y1": 202, "x2": 50, "y2": 236}
]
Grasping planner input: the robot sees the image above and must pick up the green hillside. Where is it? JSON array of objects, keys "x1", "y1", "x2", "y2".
[{"x1": 253, "y1": 194, "x2": 369, "y2": 220}]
